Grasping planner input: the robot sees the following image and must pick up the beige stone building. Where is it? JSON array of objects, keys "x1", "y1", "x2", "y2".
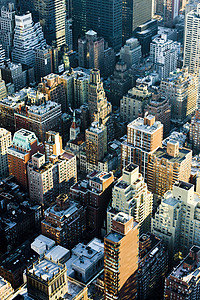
[
  {"x1": 120, "y1": 84, "x2": 151, "y2": 122},
  {"x1": 0, "y1": 276, "x2": 14, "y2": 300},
  {"x1": 151, "y1": 181, "x2": 200, "y2": 258},
  {"x1": 107, "y1": 163, "x2": 153, "y2": 234}
]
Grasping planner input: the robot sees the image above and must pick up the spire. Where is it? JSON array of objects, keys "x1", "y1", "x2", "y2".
[{"x1": 71, "y1": 110, "x2": 78, "y2": 129}]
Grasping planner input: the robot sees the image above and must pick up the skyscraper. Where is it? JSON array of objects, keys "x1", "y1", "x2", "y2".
[
  {"x1": 155, "y1": 0, "x2": 180, "y2": 26},
  {"x1": 12, "y1": 12, "x2": 46, "y2": 67},
  {"x1": 0, "y1": 4, "x2": 15, "y2": 58},
  {"x1": 104, "y1": 212, "x2": 138, "y2": 299},
  {"x1": 0, "y1": 128, "x2": 11, "y2": 179}
]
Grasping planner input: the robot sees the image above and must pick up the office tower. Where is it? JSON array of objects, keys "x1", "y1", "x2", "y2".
[
  {"x1": 121, "y1": 115, "x2": 163, "y2": 180},
  {"x1": 28, "y1": 151, "x2": 77, "y2": 204},
  {"x1": 164, "y1": 246, "x2": 200, "y2": 299},
  {"x1": 0, "y1": 45, "x2": 5, "y2": 67},
  {"x1": 138, "y1": 233, "x2": 168, "y2": 300},
  {"x1": 160, "y1": 68, "x2": 198, "y2": 124},
  {"x1": 88, "y1": 69, "x2": 112, "y2": 129},
  {"x1": 107, "y1": 163, "x2": 153, "y2": 234},
  {"x1": 144, "y1": 89, "x2": 171, "y2": 136},
  {"x1": 40, "y1": 73, "x2": 67, "y2": 112},
  {"x1": 189, "y1": 110, "x2": 200, "y2": 153},
  {"x1": 41, "y1": 194, "x2": 86, "y2": 249},
  {"x1": 35, "y1": 46, "x2": 52, "y2": 82},
  {"x1": 135, "y1": 19, "x2": 158, "y2": 57},
  {"x1": 78, "y1": 30, "x2": 104, "y2": 71},
  {"x1": 148, "y1": 140, "x2": 192, "y2": 206},
  {"x1": 44, "y1": 131, "x2": 63, "y2": 161},
  {"x1": 120, "y1": 85, "x2": 151, "y2": 122},
  {"x1": 60, "y1": 68, "x2": 89, "y2": 108},
  {"x1": 150, "y1": 34, "x2": 180, "y2": 79},
  {"x1": 71, "y1": 171, "x2": 114, "y2": 238},
  {"x1": 110, "y1": 60, "x2": 132, "y2": 106},
  {"x1": 1, "y1": 59, "x2": 27, "y2": 91},
  {"x1": 12, "y1": 12, "x2": 46, "y2": 67},
  {"x1": 87, "y1": 0, "x2": 122, "y2": 52},
  {"x1": 120, "y1": 38, "x2": 142, "y2": 68},
  {"x1": 72, "y1": 0, "x2": 87, "y2": 49},
  {"x1": 70, "y1": 111, "x2": 80, "y2": 141},
  {"x1": 0, "y1": 128, "x2": 11, "y2": 179},
  {"x1": 156, "y1": 0, "x2": 180, "y2": 26},
  {"x1": 15, "y1": 98, "x2": 62, "y2": 143},
  {"x1": 104, "y1": 213, "x2": 139, "y2": 299},
  {"x1": 122, "y1": 0, "x2": 153, "y2": 42},
  {"x1": 85, "y1": 122, "x2": 107, "y2": 167},
  {"x1": 0, "y1": 4, "x2": 15, "y2": 58},
  {"x1": 152, "y1": 181, "x2": 200, "y2": 258},
  {"x1": 65, "y1": 18, "x2": 72, "y2": 50},
  {"x1": 7, "y1": 129, "x2": 43, "y2": 189}
]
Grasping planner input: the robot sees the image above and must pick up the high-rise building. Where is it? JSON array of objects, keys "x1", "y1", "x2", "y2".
[
  {"x1": 41, "y1": 194, "x2": 86, "y2": 249},
  {"x1": 144, "y1": 89, "x2": 171, "y2": 135},
  {"x1": 155, "y1": 0, "x2": 180, "y2": 26},
  {"x1": 189, "y1": 110, "x2": 200, "y2": 153},
  {"x1": 27, "y1": 151, "x2": 77, "y2": 205},
  {"x1": 120, "y1": 38, "x2": 142, "y2": 68},
  {"x1": 164, "y1": 245, "x2": 200, "y2": 300},
  {"x1": 88, "y1": 69, "x2": 112, "y2": 135},
  {"x1": 150, "y1": 34, "x2": 180, "y2": 79},
  {"x1": 152, "y1": 181, "x2": 200, "y2": 258},
  {"x1": 0, "y1": 128, "x2": 11, "y2": 179},
  {"x1": 138, "y1": 233, "x2": 168, "y2": 300},
  {"x1": 35, "y1": 46, "x2": 52, "y2": 82},
  {"x1": 12, "y1": 12, "x2": 46, "y2": 67},
  {"x1": 160, "y1": 68, "x2": 198, "y2": 124},
  {"x1": 86, "y1": 0, "x2": 122, "y2": 52},
  {"x1": 148, "y1": 140, "x2": 192, "y2": 206},
  {"x1": 40, "y1": 73, "x2": 67, "y2": 112},
  {"x1": 121, "y1": 115, "x2": 163, "y2": 180},
  {"x1": 7, "y1": 129, "x2": 43, "y2": 189},
  {"x1": 107, "y1": 163, "x2": 153, "y2": 234},
  {"x1": 120, "y1": 84, "x2": 151, "y2": 122},
  {"x1": 104, "y1": 212, "x2": 139, "y2": 299},
  {"x1": 110, "y1": 60, "x2": 132, "y2": 106},
  {"x1": 0, "y1": 4, "x2": 15, "y2": 58},
  {"x1": 122, "y1": 0, "x2": 153, "y2": 42},
  {"x1": 44, "y1": 131, "x2": 63, "y2": 161},
  {"x1": 1, "y1": 59, "x2": 27, "y2": 91},
  {"x1": 71, "y1": 170, "x2": 114, "y2": 237},
  {"x1": 72, "y1": 0, "x2": 87, "y2": 49},
  {"x1": 15, "y1": 98, "x2": 62, "y2": 143},
  {"x1": 85, "y1": 122, "x2": 107, "y2": 167},
  {"x1": 0, "y1": 69, "x2": 7, "y2": 99},
  {"x1": 184, "y1": 4, "x2": 200, "y2": 73}
]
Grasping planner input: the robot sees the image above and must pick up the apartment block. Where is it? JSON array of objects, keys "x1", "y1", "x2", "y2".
[
  {"x1": 104, "y1": 213, "x2": 139, "y2": 299},
  {"x1": 121, "y1": 115, "x2": 163, "y2": 180},
  {"x1": 164, "y1": 246, "x2": 200, "y2": 300},
  {"x1": 120, "y1": 38, "x2": 142, "y2": 68},
  {"x1": 45, "y1": 131, "x2": 63, "y2": 161},
  {"x1": 152, "y1": 181, "x2": 200, "y2": 258},
  {"x1": 148, "y1": 140, "x2": 192, "y2": 205},
  {"x1": 0, "y1": 128, "x2": 11, "y2": 179},
  {"x1": 120, "y1": 84, "x2": 151, "y2": 122},
  {"x1": 41, "y1": 194, "x2": 86, "y2": 249},
  {"x1": 28, "y1": 151, "x2": 77, "y2": 205},
  {"x1": 7, "y1": 129, "x2": 43, "y2": 190},
  {"x1": 107, "y1": 163, "x2": 153, "y2": 234}
]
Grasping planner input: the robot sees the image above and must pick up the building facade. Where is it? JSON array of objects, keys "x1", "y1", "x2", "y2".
[{"x1": 0, "y1": 128, "x2": 11, "y2": 179}]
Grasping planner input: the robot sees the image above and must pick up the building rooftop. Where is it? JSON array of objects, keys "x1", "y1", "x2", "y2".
[
  {"x1": 128, "y1": 117, "x2": 162, "y2": 133},
  {"x1": 106, "y1": 231, "x2": 124, "y2": 243},
  {"x1": 45, "y1": 246, "x2": 70, "y2": 263},
  {"x1": 12, "y1": 129, "x2": 38, "y2": 150},
  {"x1": 174, "y1": 181, "x2": 193, "y2": 191},
  {"x1": 153, "y1": 146, "x2": 191, "y2": 163},
  {"x1": 28, "y1": 258, "x2": 64, "y2": 281},
  {"x1": 163, "y1": 196, "x2": 179, "y2": 207}
]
